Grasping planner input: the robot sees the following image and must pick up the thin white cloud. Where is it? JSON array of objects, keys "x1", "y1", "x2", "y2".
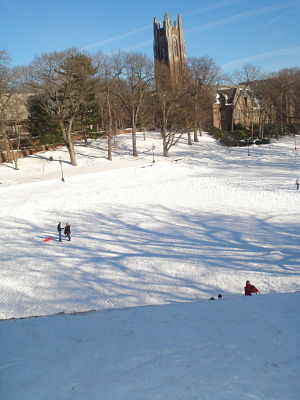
[
  {"x1": 83, "y1": 1, "x2": 300, "y2": 53},
  {"x1": 185, "y1": 1, "x2": 300, "y2": 33},
  {"x1": 221, "y1": 46, "x2": 300, "y2": 69},
  {"x1": 181, "y1": 0, "x2": 244, "y2": 18},
  {"x1": 112, "y1": 40, "x2": 153, "y2": 53},
  {"x1": 264, "y1": 6, "x2": 300, "y2": 26},
  {"x1": 82, "y1": 26, "x2": 152, "y2": 50},
  {"x1": 83, "y1": 0, "x2": 245, "y2": 51}
]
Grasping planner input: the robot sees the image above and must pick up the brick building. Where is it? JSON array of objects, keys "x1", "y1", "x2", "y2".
[{"x1": 212, "y1": 85, "x2": 260, "y2": 131}]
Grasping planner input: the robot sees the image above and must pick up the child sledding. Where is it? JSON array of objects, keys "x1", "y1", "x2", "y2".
[{"x1": 244, "y1": 280, "x2": 260, "y2": 296}]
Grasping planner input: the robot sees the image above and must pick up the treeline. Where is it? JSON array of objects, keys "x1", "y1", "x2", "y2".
[
  {"x1": 211, "y1": 64, "x2": 300, "y2": 146},
  {"x1": 0, "y1": 48, "x2": 299, "y2": 169}
]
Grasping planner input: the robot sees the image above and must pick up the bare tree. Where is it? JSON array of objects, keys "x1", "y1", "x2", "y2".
[
  {"x1": 112, "y1": 52, "x2": 154, "y2": 157},
  {"x1": 94, "y1": 51, "x2": 125, "y2": 161},
  {"x1": 269, "y1": 68, "x2": 300, "y2": 130},
  {"x1": 230, "y1": 64, "x2": 262, "y2": 132},
  {"x1": 27, "y1": 48, "x2": 97, "y2": 166},
  {"x1": 153, "y1": 88, "x2": 189, "y2": 157},
  {"x1": 0, "y1": 50, "x2": 24, "y2": 169},
  {"x1": 5, "y1": 92, "x2": 28, "y2": 168},
  {"x1": 251, "y1": 77, "x2": 276, "y2": 137},
  {"x1": 253, "y1": 68, "x2": 300, "y2": 136},
  {"x1": 187, "y1": 56, "x2": 225, "y2": 141}
]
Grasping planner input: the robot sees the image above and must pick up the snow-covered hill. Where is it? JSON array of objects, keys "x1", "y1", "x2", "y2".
[
  {"x1": 1, "y1": 293, "x2": 299, "y2": 400},
  {"x1": 0, "y1": 132, "x2": 299, "y2": 399}
]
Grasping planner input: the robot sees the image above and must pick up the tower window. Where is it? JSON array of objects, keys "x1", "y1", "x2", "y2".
[{"x1": 173, "y1": 36, "x2": 178, "y2": 57}]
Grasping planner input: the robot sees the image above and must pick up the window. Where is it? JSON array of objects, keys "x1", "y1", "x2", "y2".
[{"x1": 173, "y1": 36, "x2": 178, "y2": 57}]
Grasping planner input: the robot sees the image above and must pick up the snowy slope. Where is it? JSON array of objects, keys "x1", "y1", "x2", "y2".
[
  {"x1": 0, "y1": 132, "x2": 299, "y2": 399},
  {"x1": 0, "y1": 132, "x2": 299, "y2": 319},
  {"x1": 1, "y1": 293, "x2": 299, "y2": 400}
]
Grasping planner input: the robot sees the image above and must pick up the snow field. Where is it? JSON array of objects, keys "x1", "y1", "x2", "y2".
[
  {"x1": 1, "y1": 132, "x2": 299, "y2": 399},
  {"x1": 1, "y1": 293, "x2": 299, "y2": 400},
  {"x1": 0, "y1": 132, "x2": 299, "y2": 319}
]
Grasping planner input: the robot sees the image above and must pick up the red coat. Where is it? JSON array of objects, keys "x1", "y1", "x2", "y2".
[{"x1": 244, "y1": 282, "x2": 259, "y2": 296}]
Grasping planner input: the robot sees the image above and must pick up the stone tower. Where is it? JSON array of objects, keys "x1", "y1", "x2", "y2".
[{"x1": 153, "y1": 14, "x2": 187, "y2": 90}]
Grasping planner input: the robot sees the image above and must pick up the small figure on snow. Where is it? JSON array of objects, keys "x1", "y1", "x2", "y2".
[
  {"x1": 64, "y1": 223, "x2": 71, "y2": 241},
  {"x1": 57, "y1": 222, "x2": 64, "y2": 242},
  {"x1": 210, "y1": 293, "x2": 223, "y2": 300},
  {"x1": 244, "y1": 280, "x2": 260, "y2": 296},
  {"x1": 296, "y1": 178, "x2": 299, "y2": 190}
]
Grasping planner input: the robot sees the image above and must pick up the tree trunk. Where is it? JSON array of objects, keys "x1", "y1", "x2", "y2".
[
  {"x1": 107, "y1": 134, "x2": 112, "y2": 161},
  {"x1": 162, "y1": 134, "x2": 169, "y2": 157},
  {"x1": 193, "y1": 100, "x2": 199, "y2": 142},
  {"x1": 279, "y1": 92, "x2": 285, "y2": 134},
  {"x1": 65, "y1": 141, "x2": 77, "y2": 166},
  {"x1": 100, "y1": 105, "x2": 105, "y2": 130},
  {"x1": 5, "y1": 136, "x2": 17, "y2": 167},
  {"x1": 67, "y1": 130, "x2": 77, "y2": 166},
  {"x1": 131, "y1": 112, "x2": 138, "y2": 157},
  {"x1": 1, "y1": 120, "x2": 11, "y2": 164},
  {"x1": 250, "y1": 107, "x2": 254, "y2": 137},
  {"x1": 13, "y1": 121, "x2": 20, "y2": 170},
  {"x1": 106, "y1": 88, "x2": 113, "y2": 161},
  {"x1": 1, "y1": 121, "x2": 19, "y2": 168},
  {"x1": 60, "y1": 119, "x2": 77, "y2": 166},
  {"x1": 132, "y1": 130, "x2": 138, "y2": 157},
  {"x1": 193, "y1": 127, "x2": 198, "y2": 142},
  {"x1": 198, "y1": 120, "x2": 203, "y2": 136},
  {"x1": 261, "y1": 120, "x2": 265, "y2": 138}
]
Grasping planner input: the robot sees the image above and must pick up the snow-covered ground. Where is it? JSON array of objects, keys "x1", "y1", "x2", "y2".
[{"x1": 0, "y1": 132, "x2": 299, "y2": 399}]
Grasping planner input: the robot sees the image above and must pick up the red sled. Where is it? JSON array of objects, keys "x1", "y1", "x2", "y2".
[{"x1": 43, "y1": 237, "x2": 53, "y2": 242}]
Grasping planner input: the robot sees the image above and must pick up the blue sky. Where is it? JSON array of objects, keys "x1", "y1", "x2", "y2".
[{"x1": 1, "y1": 0, "x2": 299, "y2": 73}]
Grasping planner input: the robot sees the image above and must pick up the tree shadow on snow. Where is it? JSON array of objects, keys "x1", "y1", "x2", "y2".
[{"x1": 1, "y1": 204, "x2": 300, "y2": 318}]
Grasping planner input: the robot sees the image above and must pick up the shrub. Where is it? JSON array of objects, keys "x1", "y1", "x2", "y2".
[
  {"x1": 285, "y1": 124, "x2": 300, "y2": 135},
  {"x1": 208, "y1": 126, "x2": 223, "y2": 139},
  {"x1": 262, "y1": 124, "x2": 277, "y2": 137},
  {"x1": 233, "y1": 130, "x2": 248, "y2": 140},
  {"x1": 255, "y1": 138, "x2": 270, "y2": 145}
]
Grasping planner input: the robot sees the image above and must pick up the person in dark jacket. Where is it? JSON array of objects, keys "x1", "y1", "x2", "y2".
[
  {"x1": 244, "y1": 280, "x2": 260, "y2": 296},
  {"x1": 57, "y1": 222, "x2": 64, "y2": 242},
  {"x1": 64, "y1": 223, "x2": 71, "y2": 241}
]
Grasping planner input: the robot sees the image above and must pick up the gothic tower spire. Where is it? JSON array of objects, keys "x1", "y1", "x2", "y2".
[{"x1": 153, "y1": 13, "x2": 187, "y2": 90}]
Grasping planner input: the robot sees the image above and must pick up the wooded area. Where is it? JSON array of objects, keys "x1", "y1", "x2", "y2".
[{"x1": 1, "y1": 48, "x2": 299, "y2": 168}]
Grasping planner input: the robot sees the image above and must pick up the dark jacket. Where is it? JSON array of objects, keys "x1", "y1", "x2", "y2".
[
  {"x1": 64, "y1": 225, "x2": 71, "y2": 235},
  {"x1": 57, "y1": 223, "x2": 63, "y2": 232}
]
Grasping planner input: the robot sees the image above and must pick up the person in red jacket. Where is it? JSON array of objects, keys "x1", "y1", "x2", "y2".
[{"x1": 244, "y1": 280, "x2": 260, "y2": 296}]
